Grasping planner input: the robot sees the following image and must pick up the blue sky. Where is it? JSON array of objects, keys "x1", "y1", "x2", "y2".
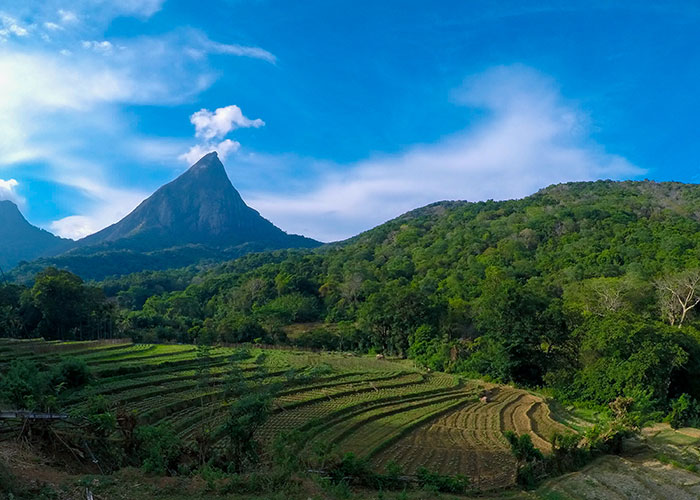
[{"x1": 0, "y1": 1, "x2": 698, "y2": 241}]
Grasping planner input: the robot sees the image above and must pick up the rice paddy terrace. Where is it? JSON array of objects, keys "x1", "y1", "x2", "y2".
[{"x1": 0, "y1": 338, "x2": 575, "y2": 489}]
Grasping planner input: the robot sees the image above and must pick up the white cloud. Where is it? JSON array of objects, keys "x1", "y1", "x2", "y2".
[
  {"x1": 81, "y1": 40, "x2": 113, "y2": 53},
  {"x1": 203, "y1": 38, "x2": 277, "y2": 64},
  {"x1": 101, "y1": 0, "x2": 164, "y2": 19},
  {"x1": 191, "y1": 105, "x2": 265, "y2": 141},
  {"x1": 179, "y1": 139, "x2": 241, "y2": 165},
  {"x1": 0, "y1": 178, "x2": 23, "y2": 205},
  {"x1": 245, "y1": 65, "x2": 644, "y2": 242},
  {"x1": 8, "y1": 24, "x2": 28, "y2": 37},
  {"x1": 58, "y1": 9, "x2": 77, "y2": 23},
  {"x1": 50, "y1": 216, "x2": 96, "y2": 239},
  {"x1": 0, "y1": 14, "x2": 29, "y2": 39},
  {"x1": 180, "y1": 105, "x2": 263, "y2": 165},
  {"x1": 44, "y1": 21, "x2": 62, "y2": 31},
  {"x1": 48, "y1": 165, "x2": 148, "y2": 239}
]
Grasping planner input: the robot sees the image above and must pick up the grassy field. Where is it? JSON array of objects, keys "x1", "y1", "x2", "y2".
[
  {"x1": 0, "y1": 340, "x2": 584, "y2": 498},
  {"x1": 0, "y1": 338, "x2": 578, "y2": 491},
  {"x1": 5, "y1": 339, "x2": 700, "y2": 499}
]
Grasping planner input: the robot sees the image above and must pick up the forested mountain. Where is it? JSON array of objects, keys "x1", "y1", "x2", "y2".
[
  {"x1": 5, "y1": 179, "x2": 700, "y2": 421},
  {"x1": 108, "y1": 180, "x2": 700, "y2": 412},
  {"x1": 8, "y1": 153, "x2": 320, "y2": 281},
  {"x1": 0, "y1": 200, "x2": 72, "y2": 271}
]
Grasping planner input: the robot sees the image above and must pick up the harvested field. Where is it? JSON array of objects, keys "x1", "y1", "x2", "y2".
[{"x1": 373, "y1": 386, "x2": 575, "y2": 489}]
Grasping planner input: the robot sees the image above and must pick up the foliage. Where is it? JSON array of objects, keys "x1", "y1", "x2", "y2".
[
  {"x1": 667, "y1": 393, "x2": 700, "y2": 429},
  {"x1": 0, "y1": 267, "x2": 117, "y2": 340},
  {"x1": 135, "y1": 423, "x2": 183, "y2": 475},
  {"x1": 52, "y1": 357, "x2": 91, "y2": 389},
  {"x1": 8, "y1": 181, "x2": 700, "y2": 420},
  {"x1": 415, "y1": 466, "x2": 470, "y2": 493},
  {"x1": 504, "y1": 431, "x2": 544, "y2": 463},
  {"x1": 0, "y1": 358, "x2": 90, "y2": 410}
]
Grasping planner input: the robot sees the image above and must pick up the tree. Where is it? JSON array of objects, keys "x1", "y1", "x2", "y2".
[
  {"x1": 357, "y1": 281, "x2": 435, "y2": 356},
  {"x1": 26, "y1": 268, "x2": 116, "y2": 340},
  {"x1": 564, "y1": 276, "x2": 650, "y2": 320},
  {"x1": 473, "y1": 268, "x2": 564, "y2": 384},
  {"x1": 220, "y1": 392, "x2": 273, "y2": 472},
  {"x1": 656, "y1": 269, "x2": 700, "y2": 327}
]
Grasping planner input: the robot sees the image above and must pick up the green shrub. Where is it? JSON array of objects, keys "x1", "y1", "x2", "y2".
[
  {"x1": 415, "y1": 466, "x2": 469, "y2": 493},
  {"x1": 52, "y1": 357, "x2": 91, "y2": 389},
  {"x1": 667, "y1": 393, "x2": 700, "y2": 429},
  {"x1": 0, "y1": 360, "x2": 47, "y2": 408},
  {"x1": 504, "y1": 431, "x2": 543, "y2": 462},
  {"x1": 135, "y1": 424, "x2": 183, "y2": 475}
]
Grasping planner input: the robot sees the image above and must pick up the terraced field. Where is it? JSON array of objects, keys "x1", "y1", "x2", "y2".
[
  {"x1": 373, "y1": 386, "x2": 573, "y2": 489},
  {"x1": 0, "y1": 338, "x2": 576, "y2": 488}
]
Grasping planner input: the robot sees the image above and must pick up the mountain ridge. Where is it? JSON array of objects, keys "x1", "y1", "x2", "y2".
[
  {"x1": 4, "y1": 152, "x2": 320, "y2": 280},
  {"x1": 0, "y1": 200, "x2": 72, "y2": 271}
]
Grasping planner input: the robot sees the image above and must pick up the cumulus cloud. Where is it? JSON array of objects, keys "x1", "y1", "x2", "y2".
[
  {"x1": 180, "y1": 105, "x2": 263, "y2": 164},
  {"x1": 191, "y1": 105, "x2": 265, "y2": 141},
  {"x1": 58, "y1": 9, "x2": 77, "y2": 23},
  {"x1": 245, "y1": 65, "x2": 644, "y2": 242},
  {"x1": 0, "y1": 178, "x2": 23, "y2": 205}
]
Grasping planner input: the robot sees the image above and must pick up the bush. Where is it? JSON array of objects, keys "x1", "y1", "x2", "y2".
[
  {"x1": 0, "y1": 360, "x2": 46, "y2": 408},
  {"x1": 295, "y1": 328, "x2": 340, "y2": 350},
  {"x1": 667, "y1": 393, "x2": 700, "y2": 429},
  {"x1": 135, "y1": 424, "x2": 183, "y2": 475},
  {"x1": 0, "y1": 459, "x2": 21, "y2": 497},
  {"x1": 82, "y1": 395, "x2": 117, "y2": 437},
  {"x1": 504, "y1": 431, "x2": 543, "y2": 462},
  {"x1": 52, "y1": 357, "x2": 91, "y2": 389},
  {"x1": 416, "y1": 466, "x2": 469, "y2": 493}
]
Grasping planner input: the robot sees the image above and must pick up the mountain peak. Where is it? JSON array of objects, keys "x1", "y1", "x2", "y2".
[
  {"x1": 0, "y1": 199, "x2": 25, "y2": 225},
  {"x1": 78, "y1": 153, "x2": 319, "y2": 251},
  {"x1": 176, "y1": 151, "x2": 232, "y2": 189},
  {"x1": 187, "y1": 151, "x2": 224, "y2": 174},
  {"x1": 0, "y1": 200, "x2": 69, "y2": 269},
  {"x1": 191, "y1": 150, "x2": 219, "y2": 166},
  {"x1": 0, "y1": 199, "x2": 18, "y2": 209}
]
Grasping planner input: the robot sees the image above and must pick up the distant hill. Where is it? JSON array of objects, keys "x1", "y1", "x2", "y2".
[
  {"x1": 79, "y1": 152, "x2": 315, "y2": 251},
  {"x1": 0, "y1": 200, "x2": 72, "y2": 271},
  {"x1": 9, "y1": 152, "x2": 320, "y2": 281}
]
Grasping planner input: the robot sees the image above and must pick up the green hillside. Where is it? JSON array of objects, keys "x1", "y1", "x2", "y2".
[
  {"x1": 5, "y1": 180, "x2": 700, "y2": 417},
  {"x1": 116, "y1": 180, "x2": 700, "y2": 408}
]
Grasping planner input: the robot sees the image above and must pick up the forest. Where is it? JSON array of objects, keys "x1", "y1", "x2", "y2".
[{"x1": 3, "y1": 180, "x2": 700, "y2": 426}]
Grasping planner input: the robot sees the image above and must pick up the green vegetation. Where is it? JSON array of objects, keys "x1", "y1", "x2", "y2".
[
  {"x1": 5, "y1": 181, "x2": 700, "y2": 419},
  {"x1": 0, "y1": 339, "x2": 565, "y2": 496},
  {"x1": 0, "y1": 267, "x2": 117, "y2": 340},
  {"x1": 5, "y1": 180, "x2": 700, "y2": 495}
]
